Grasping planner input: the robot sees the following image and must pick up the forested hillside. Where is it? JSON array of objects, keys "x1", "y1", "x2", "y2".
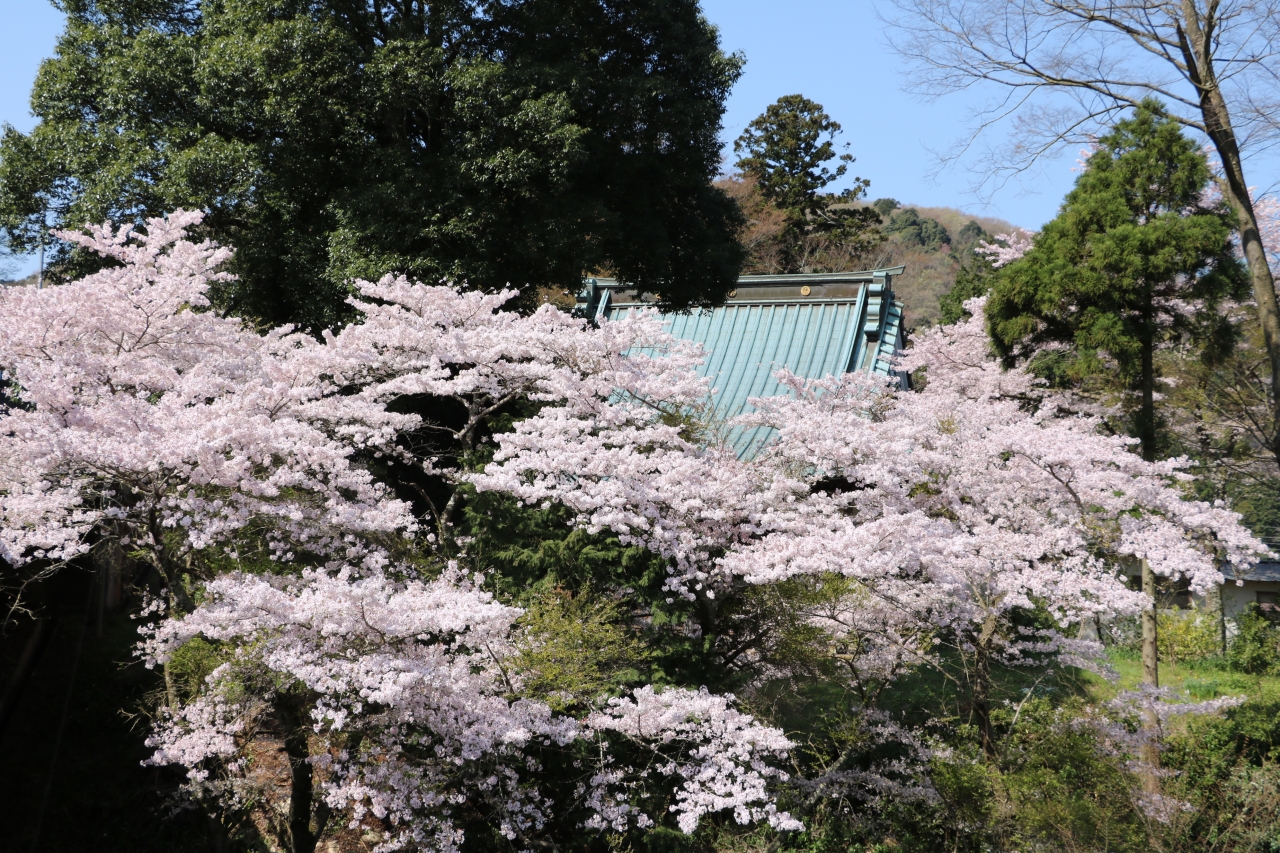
[
  {"x1": 712, "y1": 96, "x2": 1020, "y2": 328},
  {"x1": 854, "y1": 201, "x2": 1017, "y2": 327}
]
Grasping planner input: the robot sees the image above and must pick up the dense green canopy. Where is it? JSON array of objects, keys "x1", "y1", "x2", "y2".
[
  {"x1": 986, "y1": 100, "x2": 1247, "y2": 459},
  {"x1": 733, "y1": 93, "x2": 853, "y2": 214},
  {"x1": 0, "y1": 0, "x2": 746, "y2": 329}
]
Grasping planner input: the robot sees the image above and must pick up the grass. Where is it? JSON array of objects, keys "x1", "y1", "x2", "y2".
[
  {"x1": 756, "y1": 642, "x2": 1280, "y2": 763},
  {"x1": 1080, "y1": 648, "x2": 1280, "y2": 703}
]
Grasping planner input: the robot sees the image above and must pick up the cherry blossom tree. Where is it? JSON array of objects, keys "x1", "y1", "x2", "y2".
[
  {"x1": 480, "y1": 297, "x2": 1265, "y2": 756},
  {"x1": 0, "y1": 214, "x2": 799, "y2": 852},
  {"x1": 975, "y1": 227, "x2": 1036, "y2": 268},
  {"x1": 0, "y1": 211, "x2": 416, "y2": 628},
  {"x1": 143, "y1": 562, "x2": 798, "y2": 852},
  {"x1": 3, "y1": 212, "x2": 1267, "y2": 848}
]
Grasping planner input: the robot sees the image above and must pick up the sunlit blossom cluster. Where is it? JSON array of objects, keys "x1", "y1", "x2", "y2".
[{"x1": 975, "y1": 227, "x2": 1036, "y2": 267}]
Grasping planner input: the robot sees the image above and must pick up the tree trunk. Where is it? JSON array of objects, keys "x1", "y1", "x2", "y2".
[
  {"x1": 973, "y1": 646, "x2": 996, "y2": 761},
  {"x1": 1140, "y1": 559, "x2": 1162, "y2": 791},
  {"x1": 205, "y1": 809, "x2": 229, "y2": 853},
  {"x1": 164, "y1": 660, "x2": 180, "y2": 710},
  {"x1": 1212, "y1": 135, "x2": 1280, "y2": 467},
  {"x1": 280, "y1": 701, "x2": 319, "y2": 853},
  {"x1": 1179, "y1": 2, "x2": 1280, "y2": 469},
  {"x1": 1139, "y1": 318, "x2": 1157, "y2": 464},
  {"x1": 1141, "y1": 559, "x2": 1159, "y2": 689},
  {"x1": 1139, "y1": 318, "x2": 1161, "y2": 706},
  {"x1": 284, "y1": 725, "x2": 318, "y2": 853},
  {"x1": 972, "y1": 617, "x2": 999, "y2": 761},
  {"x1": 1209, "y1": 581, "x2": 1227, "y2": 656}
]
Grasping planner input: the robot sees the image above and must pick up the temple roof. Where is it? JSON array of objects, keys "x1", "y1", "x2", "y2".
[{"x1": 579, "y1": 269, "x2": 907, "y2": 458}]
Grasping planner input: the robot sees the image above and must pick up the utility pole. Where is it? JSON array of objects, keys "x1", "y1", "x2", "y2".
[{"x1": 36, "y1": 206, "x2": 45, "y2": 290}]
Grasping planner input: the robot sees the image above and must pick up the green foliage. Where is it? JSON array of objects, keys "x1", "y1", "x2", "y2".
[
  {"x1": 0, "y1": 0, "x2": 746, "y2": 329},
  {"x1": 729, "y1": 95, "x2": 881, "y2": 275},
  {"x1": 165, "y1": 636, "x2": 227, "y2": 703},
  {"x1": 996, "y1": 698, "x2": 1148, "y2": 853},
  {"x1": 954, "y1": 219, "x2": 988, "y2": 251},
  {"x1": 985, "y1": 99, "x2": 1249, "y2": 459},
  {"x1": 1229, "y1": 604, "x2": 1280, "y2": 676},
  {"x1": 1228, "y1": 477, "x2": 1280, "y2": 547},
  {"x1": 883, "y1": 208, "x2": 950, "y2": 251},
  {"x1": 937, "y1": 256, "x2": 992, "y2": 325},
  {"x1": 511, "y1": 587, "x2": 652, "y2": 712},
  {"x1": 458, "y1": 489, "x2": 733, "y2": 692},
  {"x1": 734, "y1": 94, "x2": 857, "y2": 214},
  {"x1": 1159, "y1": 685, "x2": 1280, "y2": 851},
  {"x1": 871, "y1": 197, "x2": 900, "y2": 218},
  {"x1": 1157, "y1": 608, "x2": 1224, "y2": 667},
  {"x1": 788, "y1": 696, "x2": 1152, "y2": 853}
]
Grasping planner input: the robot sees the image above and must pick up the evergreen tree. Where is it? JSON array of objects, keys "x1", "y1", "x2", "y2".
[
  {"x1": 0, "y1": 0, "x2": 745, "y2": 329},
  {"x1": 938, "y1": 257, "x2": 993, "y2": 325},
  {"x1": 987, "y1": 101, "x2": 1247, "y2": 462},
  {"x1": 871, "y1": 197, "x2": 901, "y2": 218},
  {"x1": 734, "y1": 94, "x2": 855, "y2": 213},
  {"x1": 985, "y1": 100, "x2": 1248, "y2": 691},
  {"x1": 732, "y1": 94, "x2": 880, "y2": 273},
  {"x1": 884, "y1": 207, "x2": 951, "y2": 251}
]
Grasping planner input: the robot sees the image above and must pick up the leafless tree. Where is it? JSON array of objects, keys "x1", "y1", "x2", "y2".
[{"x1": 885, "y1": 0, "x2": 1280, "y2": 460}]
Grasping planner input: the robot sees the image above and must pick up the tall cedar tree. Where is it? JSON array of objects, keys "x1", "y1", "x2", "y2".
[
  {"x1": 0, "y1": 0, "x2": 745, "y2": 330},
  {"x1": 732, "y1": 94, "x2": 880, "y2": 273},
  {"x1": 986, "y1": 101, "x2": 1247, "y2": 464}
]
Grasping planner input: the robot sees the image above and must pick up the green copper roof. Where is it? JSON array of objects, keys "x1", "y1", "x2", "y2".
[{"x1": 585, "y1": 269, "x2": 907, "y2": 458}]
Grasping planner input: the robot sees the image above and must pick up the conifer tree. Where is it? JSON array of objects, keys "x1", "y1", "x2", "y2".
[
  {"x1": 732, "y1": 95, "x2": 880, "y2": 272},
  {"x1": 988, "y1": 100, "x2": 1246, "y2": 459}
]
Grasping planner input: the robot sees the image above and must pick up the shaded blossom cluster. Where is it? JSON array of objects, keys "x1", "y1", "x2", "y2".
[{"x1": 143, "y1": 563, "x2": 797, "y2": 849}]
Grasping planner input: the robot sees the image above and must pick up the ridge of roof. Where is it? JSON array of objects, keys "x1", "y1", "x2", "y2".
[{"x1": 585, "y1": 267, "x2": 906, "y2": 290}]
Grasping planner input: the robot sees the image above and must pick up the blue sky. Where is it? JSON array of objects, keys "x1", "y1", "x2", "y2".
[
  {"x1": 0, "y1": 1, "x2": 1083, "y2": 276},
  {"x1": 701, "y1": 0, "x2": 1078, "y2": 223}
]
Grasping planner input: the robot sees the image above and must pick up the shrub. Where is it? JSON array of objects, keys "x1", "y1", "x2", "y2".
[
  {"x1": 1227, "y1": 604, "x2": 1280, "y2": 675},
  {"x1": 1157, "y1": 608, "x2": 1223, "y2": 667}
]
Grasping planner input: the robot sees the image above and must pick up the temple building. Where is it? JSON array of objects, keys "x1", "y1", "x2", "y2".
[{"x1": 577, "y1": 268, "x2": 907, "y2": 459}]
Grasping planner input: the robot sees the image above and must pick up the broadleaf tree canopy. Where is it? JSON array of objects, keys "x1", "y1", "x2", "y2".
[{"x1": 0, "y1": 0, "x2": 746, "y2": 329}]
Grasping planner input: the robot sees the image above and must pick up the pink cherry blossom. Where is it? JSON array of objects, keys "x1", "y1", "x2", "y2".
[
  {"x1": 975, "y1": 227, "x2": 1036, "y2": 267},
  {"x1": 0, "y1": 212, "x2": 416, "y2": 612},
  {"x1": 6, "y1": 211, "x2": 1269, "y2": 847}
]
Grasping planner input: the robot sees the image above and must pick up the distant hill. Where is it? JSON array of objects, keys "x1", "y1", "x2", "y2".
[
  {"x1": 1, "y1": 271, "x2": 40, "y2": 288},
  {"x1": 717, "y1": 175, "x2": 1020, "y2": 327},
  {"x1": 855, "y1": 201, "x2": 1018, "y2": 329}
]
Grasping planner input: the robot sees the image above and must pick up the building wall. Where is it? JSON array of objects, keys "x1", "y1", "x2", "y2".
[{"x1": 1222, "y1": 580, "x2": 1280, "y2": 621}]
